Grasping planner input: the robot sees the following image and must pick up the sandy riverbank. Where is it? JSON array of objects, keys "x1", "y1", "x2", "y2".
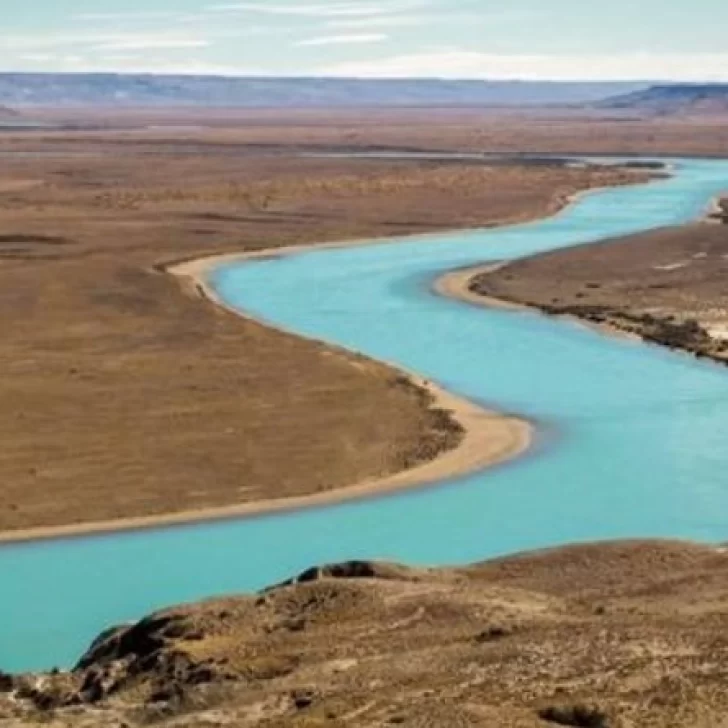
[
  {"x1": 0, "y1": 384, "x2": 529, "y2": 545},
  {"x1": 0, "y1": 246, "x2": 532, "y2": 546},
  {"x1": 0, "y1": 383, "x2": 527, "y2": 546},
  {"x1": 172, "y1": 246, "x2": 535, "y2": 480},
  {"x1": 434, "y1": 264, "x2": 643, "y2": 345}
]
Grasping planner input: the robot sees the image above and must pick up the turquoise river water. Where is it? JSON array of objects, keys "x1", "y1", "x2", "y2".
[{"x1": 3, "y1": 158, "x2": 728, "y2": 673}]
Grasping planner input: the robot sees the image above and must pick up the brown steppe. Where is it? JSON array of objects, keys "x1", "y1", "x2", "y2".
[
  {"x1": 4, "y1": 112, "x2": 728, "y2": 728},
  {"x1": 22, "y1": 106, "x2": 728, "y2": 158},
  {"x1": 0, "y1": 112, "x2": 665, "y2": 538},
  {"x1": 6, "y1": 541, "x2": 728, "y2": 727}
]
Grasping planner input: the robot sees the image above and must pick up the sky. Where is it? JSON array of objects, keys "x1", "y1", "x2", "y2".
[{"x1": 2, "y1": 0, "x2": 728, "y2": 81}]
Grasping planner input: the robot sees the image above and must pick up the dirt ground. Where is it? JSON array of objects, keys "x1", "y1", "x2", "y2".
[
  {"x1": 6, "y1": 540, "x2": 728, "y2": 727},
  {"x1": 0, "y1": 113, "x2": 658, "y2": 536},
  {"x1": 472, "y1": 218, "x2": 728, "y2": 364}
]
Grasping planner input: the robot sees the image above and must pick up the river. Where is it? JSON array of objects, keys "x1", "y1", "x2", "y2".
[{"x1": 2, "y1": 157, "x2": 728, "y2": 673}]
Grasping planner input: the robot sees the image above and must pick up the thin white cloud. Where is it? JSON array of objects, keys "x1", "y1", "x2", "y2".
[
  {"x1": 100, "y1": 54, "x2": 142, "y2": 63},
  {"x1": 0, "y1": 31, "x2": 209, "y2": 51},
  {"x1": 324, "y1": 14, "x2": 429, "y2": 28},
  {"x1": 17, "y1": 53, "x2": 56, "y2": 63},
  {"x1": 319, "y1": 50, "x2": 728, "y2": 81},
  {"x1": 208, "y1": 1, "x2": 426, "y2": 18},
  {"x1": 174, "y1": 13, "x2": 216, "y2": 24},
  {"x1": 297, "y1": 33, "x2": 389, "y2": 46},
  {"x1": 0, "y1": 33, "x2": 87, "y2": 51},
  {"x1": 325, "y1": 8, "x2": 521, "y2": 29},
  {"x1": 1, "y1": 50, "x2": 267, "y2": 76},
  {"x1": 94, "y1": 38, "x2": 211, "y2": 51},
  {"x1": 75, "y1": 12, "x2": 180, "y2": 21}
]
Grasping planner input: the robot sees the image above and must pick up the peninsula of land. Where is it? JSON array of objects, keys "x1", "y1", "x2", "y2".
[
  {"x1": 462, "y1": 199, "x2": 728, "y2": 365},
  {"x1": 0, "y1": 117, "x2": 652, "y2": 541}
]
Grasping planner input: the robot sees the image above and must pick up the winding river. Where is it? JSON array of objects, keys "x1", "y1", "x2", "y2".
[{"x1": 3, "y1": 158, "x2": 728, "y2": 673}]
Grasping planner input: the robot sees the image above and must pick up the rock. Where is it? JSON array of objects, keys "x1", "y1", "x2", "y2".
[
  {"x1": 75, "y1": 615, "x2": 181, "y2": 670},
  {"x1": 149, "y1": 682, "x2": 185, "y2": 705},
  {"x1": 292, "y1": 688, "x2": 317, "y2": 710},
  {"x1": 274, "y1": 560, "x2": 423, "y2": 590},
  {"x1": 538, "y1": 704, "x2": 609, "y2": 727},
  {"x1": 78, "y1": 663, "x2": 128, "y2": 703},
  {"x1": 0, "y1": 671, "x2": 13, "y2": 692},
  {"x1": 474, "y1": 625, "x2": 511, "y2": 643}
]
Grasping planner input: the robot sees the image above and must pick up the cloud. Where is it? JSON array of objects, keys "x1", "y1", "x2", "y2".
[
  {"x1": 1, "y1": 50, "x2": 267, "y2": 76},
  {"x1": 208, "y1": 1, "x2": 426, "y2": 18},
  {"x1": 75, "y1": 11, "x2": 180, "y2": 22},
  {"x1": 319, "y1": 50, "x2": 728, "y2": 81},
  {"x1": 321, "y1": 8, "x2": 500, "y2": 29},
  {"x1": 0, "y1": 31, "x2": 211, "y2": 52},
  {"x1": 93, "y1": 37, "x2": 211, "y2": 51},
  {"x1": 99, "y1": 54, "x2": 143, "y2": 63},
  {"x1": 296, "y1": 33, "x2": 389, "y2": 46},
  {"x1": 324, "y1": 15, "x2": 428, "y2": 29},
  {"x1": 17, "y1": 53, "x2": 57, "y2": 63}
]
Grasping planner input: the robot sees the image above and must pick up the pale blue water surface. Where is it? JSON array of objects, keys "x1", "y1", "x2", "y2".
[{"x1": 3, "y1": 159, "x2": 728, "y2": 673}]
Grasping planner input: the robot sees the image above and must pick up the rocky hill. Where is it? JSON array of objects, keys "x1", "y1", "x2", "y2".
[
  {"x1": 3, "y1": 540, "x2": 728, "y2": 727},
  {"x1": 597, "y1": 83, "x2": 728, "y2": 115},
  {"x1": 0, "y1": 73, "x2": 646, "y2": 108}
]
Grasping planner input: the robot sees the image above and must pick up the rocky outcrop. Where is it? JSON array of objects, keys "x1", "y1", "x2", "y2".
[
  {"x1": 0, "y1": 671, "x2": 13, "y2": 692},
  {"x1": 709, "y1": 198, "x2": 728, "y2": 224},
  {"x1": 3, "y1": 614, "x2": 225, "y2": 713},
  {"x1": 276, "y1": 559, "x2": 429, "y2": 589}
]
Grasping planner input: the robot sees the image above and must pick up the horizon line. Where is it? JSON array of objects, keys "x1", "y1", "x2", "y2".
[
  {"x1": 0, "y1": 71, "x2": 726, "y2": 85},
  {"x1": 0, "y1": 71, "x2": 703, "y2": 83}
]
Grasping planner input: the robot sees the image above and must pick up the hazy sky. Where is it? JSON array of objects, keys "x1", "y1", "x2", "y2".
[{"x1": 3, "y1": 0, "x2": 728, "y2": 80}]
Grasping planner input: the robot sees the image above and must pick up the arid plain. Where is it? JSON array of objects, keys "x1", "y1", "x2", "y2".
[
  {"x1": 3, "y1": 109, "x2": 728, "y2": 728},
  {"x1": 0, "y1": 110, "x2": 670, "y2": 538}
]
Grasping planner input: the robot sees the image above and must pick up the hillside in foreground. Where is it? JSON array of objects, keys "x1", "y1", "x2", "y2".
[{"x1": 3, "y1": 540, "x2": 728, "y2": 727}]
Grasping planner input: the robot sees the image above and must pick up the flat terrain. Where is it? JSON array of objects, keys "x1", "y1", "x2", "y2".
[
  {"x1": 6, "y1": 540, "x2": 728, "y2": 727},
  {"x1": 0, "y1": 114, "x2": 654, "y2": 536},
  {"x1": 19, "y1": 106, "x2": 728, "y2": 157},
  {"x1": 4, "y1": 113, "x2": 728, "y2": 727},
  {"x1": 472, "y1": 213, "x2": 728, "y2": 364}
]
